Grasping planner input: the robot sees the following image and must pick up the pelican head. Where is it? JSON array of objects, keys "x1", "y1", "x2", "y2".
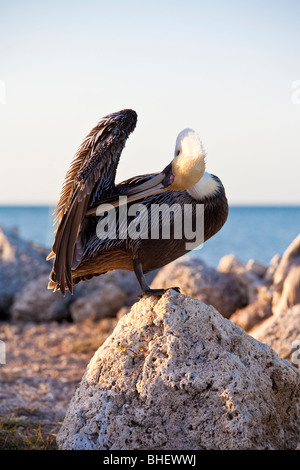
[
  {"x1": 162, "y1": 129, "x2": 206, "y2": 191},
  {"x1": 91, "y1": 128, "x2": 207, "y2": 215}
]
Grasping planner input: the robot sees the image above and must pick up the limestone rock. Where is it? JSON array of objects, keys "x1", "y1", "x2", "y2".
[
  {"x1": 218, "y1": 253, "x2": 246, "y2": 273},
  {"x1": 273, "y1": 234, "x2": 300, "y2": 287},
  {"x1": 272, "y1": 235, "x2": 300, "y2": 316},
  {"x1": 70, "y1": 282, "x2": 126, "y2": 322},
  {"x1": 229, "y1": 284, "x2": 273, "y2": 332},
  {"x1": 104, "y1": 269, "x2": 158, "y2": 305},
  {"x1": 150, "y1": 256, "x2": 244, "y2": 317},
  {"x1": 72, "y1": 269, "x2": 157, "y2": 307},
  {"x1": 218, "y1": 254, "x2": 262, "y2": 304},
  {"x1": 0, "y1": 226, "x2": 49, "y2": 316},
  {"x1": 57, "y1": 291, "x2": 300, "y2": 450},
  {"x1": 229, "y1": 299, "x2": 272, "y2": 331},
  {"x1": 10, "y1": 274, "x2": 71, "y2": 322},
  {"x1": 116, "y1": 306, "x2": 131, "y2": 321},
  {"x1": 273, "y1": 265, "x2": 300, "y2": 316},
  {"x1": 264, "y1": 254, "x2": 281, "y2": 284},
  {"x1": 250, "y1": 304, "x2": 300, "y2": 368},
  {"x1": 69, "y1": 269, "x2": 150, "y2": 322},
  {"x1": 246, "y1": 259, "x2": 268, "y2": 279}
]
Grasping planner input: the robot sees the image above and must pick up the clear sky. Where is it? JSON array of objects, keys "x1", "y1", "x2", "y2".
[{"x1": 0, "y1": 0, "x2": 300, "y2": 205}]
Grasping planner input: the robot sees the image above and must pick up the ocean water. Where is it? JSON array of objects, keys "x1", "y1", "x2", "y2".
[{"x1": 0, "y1": 205, "x2": 299, "y2": 268}]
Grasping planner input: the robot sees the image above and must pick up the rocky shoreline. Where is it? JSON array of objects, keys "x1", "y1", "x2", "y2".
[
  {"x1": 0, "y1": 226, "x2": 299, "y2": 449},
  {"x1": 58, "y1": 291, "x2": 300, "y2": 450}
]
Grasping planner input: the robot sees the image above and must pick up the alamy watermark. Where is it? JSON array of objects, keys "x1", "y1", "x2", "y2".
[{"x1": 95, "y1": 197, "x2": 204, "y2": 250}]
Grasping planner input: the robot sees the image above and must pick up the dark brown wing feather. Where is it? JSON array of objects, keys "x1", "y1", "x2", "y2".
[
  {"x1": 85, "y1": 172, "x2": 159, "y2": 216},
  {"x1": 47, "y1": 109, "x2": 137, "y2": 295}
]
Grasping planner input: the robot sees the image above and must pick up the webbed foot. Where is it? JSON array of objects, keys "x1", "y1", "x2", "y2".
[{"x1": 138, "y1": 286, "x2": 181, "y2": 298}]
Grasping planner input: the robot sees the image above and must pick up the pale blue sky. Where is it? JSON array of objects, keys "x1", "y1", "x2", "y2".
[{"x1": 0, "y1": 0, "x2": 300, "y2": 205}]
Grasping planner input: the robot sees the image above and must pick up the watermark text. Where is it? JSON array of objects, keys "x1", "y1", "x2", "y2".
[{"x1": 95, "y1": 198, "x2": 204, "y2": 251}]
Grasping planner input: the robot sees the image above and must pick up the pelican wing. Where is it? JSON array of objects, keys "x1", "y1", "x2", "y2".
[
  {"x1": 85, "y1": 173, "x2": 160, "y2": 216},
  {"x1": 47, "y1": 109, "x2": 137, "y2": 295}
]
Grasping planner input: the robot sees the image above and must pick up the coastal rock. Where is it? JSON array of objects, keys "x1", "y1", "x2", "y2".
[
  {"x1": 250, "y1": 304, "x2": 300, "y2": 368},
  {"x1": 8, "y1": 265, "x2": 139, "y2": 323},
  {"x1": 104, "y1": 269, "x2": 158, "y2": 305},
  {"x1": 10, "y1": 274, "x2": 71, "y2": 322},
  {"x1": 116, "y1": 306, "x2": 131, "y2": 320},
  {"x1": 273, "y1": 265, "x2": 300, "y2": 316},
  {"x1": 229, "y1": 283, "x2": 273, "y2": 332},
  {"x1": 69, "y1": 269, "x2": 157, "y2": 322},
  {"x1": 264, "y1": 253, "x2": 281, "y2": 285},
  {"x1": 229, "y1": 299, "x2": 272, "y2": 331},
  {"x1": 246, "y1": 259, "x2": 268, "y2": 279},
  {"x1": 57, "y1": 291, "x2": 300, "y2": 450},
  {"x1": 70, "y1": 282, "x2": 126, "y2": 322},
  {"x1": 217, "y1": 254, "x2": 262, "y2": 304},
  {"x1": 72, "y1": 270, "x2": 157, "y2": 308},
  {"x1": 150, "y1": 256, "x2": 244, "y2": 317},
  {"x1": 0, "y1": 226, "x2": 49, "y2": 316},
  {"x1": 272, "y1": 235, "x2": 300, "y2": 316}
]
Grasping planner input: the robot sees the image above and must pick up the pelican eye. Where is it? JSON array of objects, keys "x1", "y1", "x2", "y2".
[{"x1": 176, "y1": 150, "x2": 180, "y2": 156}]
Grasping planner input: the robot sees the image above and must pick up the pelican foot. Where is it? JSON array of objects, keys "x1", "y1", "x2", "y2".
[{"x1": 138, "y1": 287, "x2": 181, "y2": 298}]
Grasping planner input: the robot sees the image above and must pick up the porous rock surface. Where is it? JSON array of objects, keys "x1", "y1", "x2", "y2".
[
  {"x1": 57, "y1": 291, "x2": 300, "y2": 450},
  {"x1": 250, "y1": 304, "x2": 300, "y2": 367},
  {"x1": 150, "y1": 256, "x2": 244, "y2": 317}
]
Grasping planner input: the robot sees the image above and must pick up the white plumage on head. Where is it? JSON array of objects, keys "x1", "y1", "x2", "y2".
[{"x1": 174, "y1": 128, "x2": 206, "y2": 160}]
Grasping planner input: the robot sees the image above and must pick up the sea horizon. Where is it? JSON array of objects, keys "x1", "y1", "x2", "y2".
[{"x1": 0, "y1": 204, "x2": 299, "y2": 269}]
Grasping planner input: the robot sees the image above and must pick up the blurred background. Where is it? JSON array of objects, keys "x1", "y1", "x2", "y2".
[
  {"x1": 1, "y1": 2, "x2": 300, "y2": 448},
  {"x1": 0, "y1": 0, "x2": 300, "y2": 266}
]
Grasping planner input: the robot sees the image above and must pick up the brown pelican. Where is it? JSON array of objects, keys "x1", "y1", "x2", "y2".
[{"x1": 47, "y1": 109, "x2": 228, "y2": 296}]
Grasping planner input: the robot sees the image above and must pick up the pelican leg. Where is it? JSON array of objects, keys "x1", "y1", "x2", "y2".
[{"x1": 133, "y1": 259, "x2": 181, "y2": 297}]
